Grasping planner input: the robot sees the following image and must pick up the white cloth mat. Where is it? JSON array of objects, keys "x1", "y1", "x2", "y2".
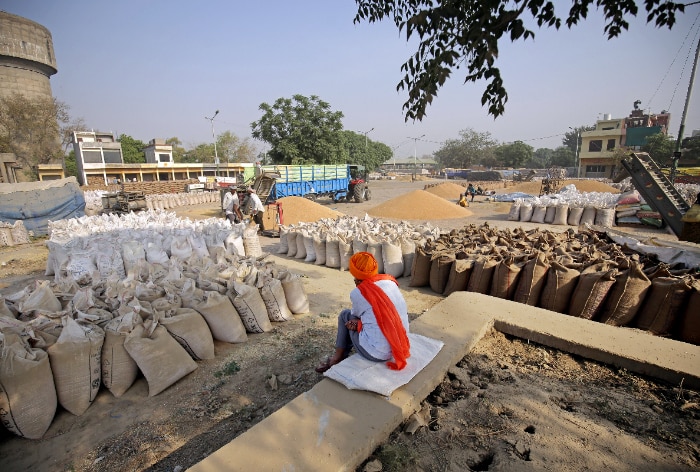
[{"x1": 323, "y1": 333, "x2": 444, "y2": 396}]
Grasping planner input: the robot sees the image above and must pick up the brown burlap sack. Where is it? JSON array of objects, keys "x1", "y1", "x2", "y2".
[
  {"x1": 159, "y1": 308, "x2": 216, "y2": 360},
  {"x1": 47, "y1": 317, "x2": 104, "y2": 416},
  {"x1": 568, "y1": 269, "x2": 616, "y2": 320},
  {"x1": 429, "y1": 253, "x2": 455, "y2": 295},
  {"x1": 490, "y1": 258, "x2": 522, "y2": 300},
  {"x1": 466, "y1": 257, "x2": 499, "y2": 294},
  {"x1": 443, "y1": 259, "x2": 475, "y2": 296},
  {"x1": 514, "y1": 252, "x2": 550, "y2": 306},
  {"x1": 539, "y1": 262, "x2": 580, "y2": 313},
  {"x1": 259, "y1": 277, "x2": 293, "y2": 322},
  {"x1": 102, "y1": 312, "x2": 140, "y2": 397},
  {"x1": 191, "y1": 290, "x2": 248, "y2": 343},
  {"x1": 0, "y1": 333, "x2": 57, "y2": 439},
  {"x1": 229, "y1": 282, "x2": 273, "y2": 333},
  {"x1": 279, "y1": 271, "x2": 310, "y2": 314},
  {"x1": 598, "y1": 262, "x2": 651, "y2": 326},
  {"x1": 634, "y1": 276, "x2": 693, "y2": 336},
  {"x1": 124, "y1": 322, "x2": 198, "y2": 397},
  {"x1": 409, "y1": 247, "x2": 432, "y2": 287},
  {"x1": 676, "y1": 280, "x2": 700, "y2": 345}
]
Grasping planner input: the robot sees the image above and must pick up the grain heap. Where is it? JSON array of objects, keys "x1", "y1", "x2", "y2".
[
  {"x1": 408, "y1": 222, "x2": 699, "y2": 345},
  {"x1": 367, "y1": 190, "x2": 473, "y2": 220},
  {"x1": 0, "y1": 210, "x2": 311, "y2": 439},
  {"x1": 273, "y1": 196, "x2": 343, "y2": 226},
  {"x1": 424, "y1": 182, "x2": 468, "y2": 200}
]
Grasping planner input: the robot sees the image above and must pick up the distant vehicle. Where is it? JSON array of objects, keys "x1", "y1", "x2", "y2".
[{"x1": 100, "y1": 191, "x2": 147, "y2": 215}]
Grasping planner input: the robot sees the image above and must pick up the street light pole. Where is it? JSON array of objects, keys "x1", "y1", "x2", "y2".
[
  {"x1": 408, "y1": 134, "x2": 425, "y2": 169},
  {"x1": 569, "y1": 127, "x2": 580, "y2": 178},
  {"x1": 359, "y1": 127, "x2": 374, "y2": 149},
  {"x1": 206, "y1": 110, "x2": 220, "y2": 176}
]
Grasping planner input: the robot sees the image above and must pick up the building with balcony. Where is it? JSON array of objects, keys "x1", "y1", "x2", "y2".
[{"x1": 578, "y1": 108, "x2": 671, "y2": 178}]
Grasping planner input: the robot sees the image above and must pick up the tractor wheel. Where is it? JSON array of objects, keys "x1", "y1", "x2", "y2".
[
  {"x1": 353, "y1": 183, "x2": 366, "y2": 203},
  {"x1": 363, "y1": 188, "x2": 372, "y2": 201},
  {"x1": 304, "y1": 193, "x2": 317, "y2": 202}
]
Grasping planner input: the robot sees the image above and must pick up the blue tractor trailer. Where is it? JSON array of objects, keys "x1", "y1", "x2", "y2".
[{"x1": 247, "y1": 164, "x2": 370, "y2": 204}]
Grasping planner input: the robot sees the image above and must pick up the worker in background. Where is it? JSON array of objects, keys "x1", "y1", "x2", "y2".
[
  {"x1": 458, "y1": 193, "x2": 469, "y2": 207},
  {"x1": 247, "y1": 187, "x2": 265, "y2": 228},
  {"x1": 467, "y1": 183, "x2": 476, "y2": 202},
  {"x1": 222, "y1": 187, "x2": 243, "y2": 224}
]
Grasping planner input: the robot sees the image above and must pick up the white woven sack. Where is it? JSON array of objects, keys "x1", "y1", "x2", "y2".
[
  {"x1": 146, "y1": 241, "x2": 169, "y2": 264},
  {"x1": 507, "y1": 203, "x2": 521, "y2": 221},
  {"x1": 18, "y1": 280, "x2": 62, "y2": 314},
  {"x1": 553, "y1": 204, "x2": 569, "y2": 225},
  {"x1": 382, "y1": 240, "x2": 404, "y2": 278},
  {"x1": 171, "y1": 234, "x2": 193, "y2": 260},
  {"x1": 102, "y1": 312, "x2": 140, "y2": 397},
  {"x1": 294, "y1": 231, "x2": 307, "y2": 259},
  {"x1": 122, "y1": 240, "x2": 146, "y2": 274},
  {"x1": 580, "y1": 206, "x2": 597, "y2": 226},
  {"x1": 189, "y1": 234, "x2": 210, "y2": 258},
  {"x1": 280, "y1": 271, "x2": 310, "y2": 314},
  {"x1": 595, "y1": 208, "x2": 615, "y2": 227},
  {"x1": 325, "y1": 238, "x2": 341, "y2": 268},
  {"x1": 544, "y1": 206, "x2": 557, "y2": 224},
  {"x1": 190, "y1": 290, "x2": 247, "y2": 343},
  {"x1": 0, "y1": 227, "x2": 14, "y2": 247},
  {"x1": 230, "y1": 282, "x2": 273, "y2": 333},
  {"x1": 277, "y1": 226, "x2": 289, "y2": 254},
  {"x1": 0, "y1": 332, "x2": 57, "y2": 439},
  {"x1": 568, "y1": 207, "x2": 584, "y2": 226},
  {"x1": 531, "y1": 205, "x2": 547, "y2": 224},
  {"x1": 11, "y1": 220, "x2": 30, "y2": 245},
  {"x1": 47, "y1": 317, "x2": 104, "y2": 416},
  {"x1": 313, "y1": 234, "x2": 327, "y2": 265},
  {"x1": 519, "y1": 204, "x2": 534, "y2": 222},
  {"x1": 124, "y1": 322, "x2": 198, "y2": 397},
  {"x1": 159, "y1": 308, "x2": 215, "y2": 360},
  {"x1": 352, "y1": 237, "x2": 368, "y2": 254},
  {"x1": 303, "y1": 234, "x2": 316, "y2": 262},
  {"x1": 259, "y1": 278, "x2": 293, "y2": 322},
  {"x1": 366, "y1": 239, "x2": 384, "y2": 274},
  {"x1": 286, "y1": 232, "x2": 298, "y2": 257},
  {"x1": 65, "y1": 250, "x2": 97, "y2": 281},
  {"x1": 339, "y1": 238, "x2": 353, "y2": 271},
  {"x1": 243, "y1": 233, "x2": 263, "y2": 258},
  {"x1": 400, "y1": 237, "x2": 416, "y2": 278},
  {"x1": 225, "y1": 232, "x2": 246, "y2": 257}
]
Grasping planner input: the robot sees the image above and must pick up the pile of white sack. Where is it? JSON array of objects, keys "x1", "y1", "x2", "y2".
[
  {"x1": 83, "y1": 190, "x2": 220, "y2": 216},
  {"x1": 277, "y1": 214, "x2": 443, "y2": 278},
  {"x1": 0, "y1": 209, "x2": 308, "y2": 439},
  {"x1": 0, "y1": 220, "x2": 31, "y2": 247},
  {"x1": 507, "y1": 185, "x2": 619, "y2": 227}
]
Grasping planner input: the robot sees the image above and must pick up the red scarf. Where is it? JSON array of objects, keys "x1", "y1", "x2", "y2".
[{"x1": 356, "y1": 274, "x2": 410, "y2": 370}]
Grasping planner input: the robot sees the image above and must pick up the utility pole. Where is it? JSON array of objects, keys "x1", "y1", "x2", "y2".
[
  {"x1": 672, "y1": 35, "x2": 700, "y2": 184},
  {"x1": 205, "y1": 110, "x2": 219, "y2": 177},
  {"x1": 408, "y1": 134, "x2": 425, "y2": 169},
  {"x1": 569, "y1": 127, "x2": 581, "y2": 178}
]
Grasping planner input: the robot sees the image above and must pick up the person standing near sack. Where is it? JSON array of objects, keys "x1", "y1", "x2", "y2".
[
  {"x1": 222, "y1": 187, "x2": 243, "y2": 223},
  {"x1": 247, "y1": 187, "x2": 265, "y2": 227},
  {"x1": 315, "y1": 252, "x2": 410, "y2": 373}
]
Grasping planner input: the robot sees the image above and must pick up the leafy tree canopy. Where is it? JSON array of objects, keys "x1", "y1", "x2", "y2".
[
  {"x1": 528, "y1": 148, "x2": 554, "y2": 168},
  {"x1": 434, "y1": 128, "x2": 497, "y2": 169},
  {"x1": 218, "y1": 130, "x2": 257, "y2": 163},
  {"x1": 251, "y1": 94, "x2": 345, "y2": 165},
  {"x1": 642, "y1": 132, "x2": 676, "y2": 164},
  {"x1": 354, "y1": 0, "x2": 684, "y2": 121},
  {"x1": 341, "y1": 130, "x2": 392, "y2": 170},
  {"x1": 550, "y1": 146, "x2": 576, "y2": 167},
  {"x1": 0, "y1": 93, "x2": 66, "y2": 179},
  {"x1": 494, "y1": 141, "x2": 533, "y2": 168},
  {"x1": 118, "y1": 134, "x2": 146, "y2": 164},
  {"x1": 562, "y1": 125, "x2": 595, "y2": 153}
]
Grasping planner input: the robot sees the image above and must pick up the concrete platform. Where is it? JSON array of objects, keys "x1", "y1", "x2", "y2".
[{"x1": 188, "y1": 292, "x2": 700, "y2": 472}]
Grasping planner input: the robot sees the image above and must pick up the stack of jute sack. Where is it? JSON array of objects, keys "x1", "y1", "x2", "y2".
[
  {"x1": 507, "y1": 185, "x2": 618, "y2": 227},
  {"x1": 0, "y1": 210, "x2": 308, "y2": 439},
  {"x1": 276, "y1": 214, "x2": 443, "y2": 278},
  {"x1": 83, "y1": 191, "x2": 220, "y2": 216},
  {"x1": 407, "y1": 223, "x2": 699, "y2": 345}
]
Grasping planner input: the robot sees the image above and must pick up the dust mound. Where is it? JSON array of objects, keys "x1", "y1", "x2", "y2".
[
  {"x1": 273, "y1": 196, "x2": 343, "y2": 225},
  {"x1": 424, "y1": 182, "x2": 467, "y2": 200},
  {"x1": 367, "y1": 189, "x2": 473, "y2": 220},
  {"x1": 508, "y1": 180, "x2": 621, "y2": 195}
]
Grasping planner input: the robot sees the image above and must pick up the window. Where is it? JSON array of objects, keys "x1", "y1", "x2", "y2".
[
  {"x1": 607, "y1": 139, "x2": 616, "y2": 151},
  {"x1": 158, "y1": 153, "x2": 170, "y2": 163},
  {"x1": 588, "y1": 140, "x2": 602, "y2": 152},
  {"x1": 103, "y1": 149, "x2": 123, "y2": 163},
  {"x1": 586, "y1": 165, "x2": 606, "y2": 173},
  {"x1": 82, "y1": 150, "x2": 102, "y2": 163}
]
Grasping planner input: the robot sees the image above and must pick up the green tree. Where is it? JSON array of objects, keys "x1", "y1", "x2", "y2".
[
  {"x1": 341, "y1": 130, "x2": 392, "y2": 170},
  {"x1": 494, "y1": 141, "x2": 533, "y2": 168},
  {"x1": 353, "y1": 1, "x2": 683, "y2": 121},
  {"x1": 0, "y1": 93, "x2": 67, "y2": 179},
  {"x1": 251, "y1": 94, "x2": 345, "y2": 165},
  {"x1": 64, "y1": 149, "x2": 77, "y2": 177},
  {"x1": 642, "y1": 132, "x2": 676, "y2": 165},
  {"x1": 118, "y1": 134, "x2": 146, "y2": 163},
  {"x1": 434, "y1": 128, "x2": 497, "y2": 169},
  {"x1": 218, "y1": 130, "x2": 258, "y2": 163},
  {"x1": 528, "y1": 148, "x2": 554, "y2": 168},
  {"x1": 550, "y1": 146, "x2": 575, "y2": 167},
  {"x1": 183, "y1": 143, "x2": 215, "y2": 163},
  {"x1": 681, "y1": 136, "x2": 700, "y2": 162},
  {"x1": 563, "y1": 125, "x2": 594, "y2": 154}
]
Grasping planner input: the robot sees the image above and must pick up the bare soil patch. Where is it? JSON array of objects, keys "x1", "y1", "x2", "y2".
[
  {"x1": 0, "y1": 179, "x2": 692, "y2": 472},
  {"x1": 364, "y1": 330, "x2": 699, "y2": 472}
]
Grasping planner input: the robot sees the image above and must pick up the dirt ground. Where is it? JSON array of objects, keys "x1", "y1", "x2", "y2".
[{"x1": 0, "y1": 179, "x2": 696, "y2": 472}]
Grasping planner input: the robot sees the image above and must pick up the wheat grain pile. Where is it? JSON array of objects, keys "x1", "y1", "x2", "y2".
[
  {"x1": 367, "y1": 190, "x2": 473, "y2": 220},
  {"x1": 509, "y1": 180, "x2": 621, "y2": 195},
  {"x1": 274, "y1": 196, "x2": 343, "y2": 226},
  {"x1": 424, "y1": 182, "x2": 468, "y2": 200}
]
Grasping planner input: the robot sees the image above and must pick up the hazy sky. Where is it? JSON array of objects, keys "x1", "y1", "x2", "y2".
[{"x1": 3, "y1": 1, "x2": 700, "y2": 160}]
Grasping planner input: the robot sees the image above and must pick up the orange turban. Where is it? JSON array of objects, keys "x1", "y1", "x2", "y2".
[{"x1": 349, "y1": 252, "x2": 378, "y2": 281}]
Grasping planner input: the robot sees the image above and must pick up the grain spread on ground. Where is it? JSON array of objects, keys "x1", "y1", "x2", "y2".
[
  {"x1": 424, "y1": 182, "x2": 468, "y2": 200},
  {"x1": 367, "y1": 190, "x2": 473, "y2": 220},
  {"x1": 271, "y1": 196, "x2": 343, "y2": 226}
]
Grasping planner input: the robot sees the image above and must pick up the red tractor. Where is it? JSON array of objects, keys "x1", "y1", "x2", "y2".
[{"x1": 347, "y1": 165, "x2": 371, "y2": 203}]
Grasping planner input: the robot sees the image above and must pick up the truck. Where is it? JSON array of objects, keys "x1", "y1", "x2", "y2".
[{"x1": 245, "y1": 164, "x2": 371, "y2": 205}]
